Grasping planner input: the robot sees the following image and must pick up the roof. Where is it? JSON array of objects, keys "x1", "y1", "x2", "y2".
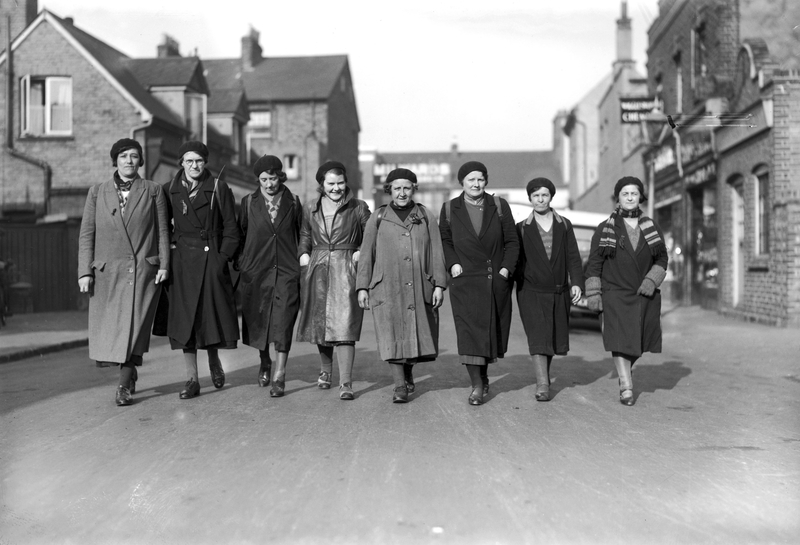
[
  {"x1": 203, "y1": 55, "x2": 348, "y2": 102},
  {"x1": 208, "y1": 88, "x2": 248, "y2": 117},
  {"x1": 126, "y1": 57, "x2": 210, "y2": 95}
]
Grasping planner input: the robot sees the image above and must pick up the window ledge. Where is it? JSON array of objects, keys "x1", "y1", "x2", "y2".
[
  {"x1": 748, "y1": 256, "x2": 770, "y2": 272},
  {"x1": 18, "y1": 135, "x2": 74, "y2": 141}
]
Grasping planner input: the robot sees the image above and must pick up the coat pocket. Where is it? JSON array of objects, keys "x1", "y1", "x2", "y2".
[
  {"x1": 90, "y1": 260, "x2": 106, "y2": 272},
  {"x1": 145, "y1": 256, "x2": 160, "y2": 266}
]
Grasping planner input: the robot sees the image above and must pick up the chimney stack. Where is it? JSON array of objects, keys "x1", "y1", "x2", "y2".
[
  {"x1": 616, "y1": 2, "x2": 633, "y2": 63},
  {"x1": 157, "y1": 34, "x2": 181, "y2": 57},
  {"x1": 241, "y1": 27, "x2": 262, "y2": 71}
]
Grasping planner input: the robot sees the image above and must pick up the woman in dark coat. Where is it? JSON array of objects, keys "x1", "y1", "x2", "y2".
[
  {"x1": 357, "y1": 168, "x2": 448, "y2": 403},
  {"x1": 297, "y1": 161, "x2": 370, "y2": 400},
  {"x1": 439, "y1": 161, "x2": 519, "y2": 406},
  {"x1": 585, "y1": 176, "x2": 668, "y2": 406},
  {"x1": 515, "y1": 178, "x2": 584, "y2": 402},
  {"x1": 237, "y1": 155, "x2": 302, "y2": 397},
  {"x1": 163, "y1": 141, "x2": 240, "y2": 399},
  {"x1": 78, "y1": 139, "x2": 170, "y2": 406}
]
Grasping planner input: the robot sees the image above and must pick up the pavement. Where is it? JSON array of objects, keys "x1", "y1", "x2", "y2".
[{"x1": 0, "y1": 310, "x2": 89, "y2": 363}]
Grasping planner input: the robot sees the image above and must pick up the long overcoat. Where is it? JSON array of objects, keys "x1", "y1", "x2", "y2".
[
  {"x1": 237, "y1": 187, "x2": 302, "y2": 352},
  {"x1": 163, "y1": 170, "x2": 240, "y2": 349},
  {"x1": 586, "y1": 216, "x2": 668, "y2": 357},
  {"x1": 356, "y1": 203, "x2": 448, "y2": 362},
  {"x1": 78, "y1": 177, "x2": 170, "y2": 364},
  {"x1": 296, "y1": 189, "x2": 370, "y2": 344},
  {"x1": 439, "y1": 193, "x2": 519, "y2": 359},
  {"x1": 515, "y1": 212, "x2": 585, "y2": 356}
]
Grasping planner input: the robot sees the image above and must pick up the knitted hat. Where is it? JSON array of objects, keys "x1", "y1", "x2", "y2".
[
  {"x1": 526, "y1": 177, "x2": 556, "y2": 198},
  {"x1": 613, "y1": 176, "x2": 647, "y2": 203},
  {"x1": 253, "y1": 155, "x2": 283, "y2": 177},
  {"x1": 457, "y1": 161, "x2": 488, "y2": 183},
  {"x1": 385, "y1": 168, "x2": 417, "y2": 185},
  {"x1": 316, "y1": 160, "x2": 347, "y2": 184},
  {"x1": 110, "y1": 138, "x2": 144, "y2": 167},
  {"x1": 177, "y1": 140, "x2": 209, "y2": 163}
]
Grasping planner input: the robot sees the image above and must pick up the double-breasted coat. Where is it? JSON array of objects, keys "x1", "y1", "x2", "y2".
[
  {"x1": 162, "y1": 170, "x2": 240, "y2": 349},
  {"x1": 439, "y1": 194, "x2": 519, "y2": 360},
  {"x1": 78, "y1": 177, "x2": 170, "y2": 364},
  {"x1": 356, "y1": 203, "x2": 448, "y2": 362},
  {"x1": 515, "y1": 212, "x2": 585, "y2": 356},
  {"x1": 237, "y1": 187, "x2": 302, "y2": 352},
  {"x1": 296, "y1": 189, "x2": 370, "y2": 345},
  {"x1": 586, "y1": 216, "x2": 668, "y2": 357}
]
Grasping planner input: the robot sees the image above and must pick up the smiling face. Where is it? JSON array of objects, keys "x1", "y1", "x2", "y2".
[
  {"x1": 259, "y1": 171, "x2": 283, "y2": 196},
  {"x1": 116, "y1": 149, "x2": 140, "y2": 180},
  {"x1": 529, "y1": 186, "x2": 552, "y2": 214},
  {"x1": 322, "y1": 172, "x2": 347, "y2": 201},
  {"x1": 390, "y1": 179, "x2": 415, "y2": 208},
  {"x1": 462, "y1": 171, "x2": 487, "y2": 199},
  {"x1": 181, "y1": 151, "x2": 206, "y2": 182},
  {"x1": 617, "y1": 184, "x2": 642, "y2": 212}
]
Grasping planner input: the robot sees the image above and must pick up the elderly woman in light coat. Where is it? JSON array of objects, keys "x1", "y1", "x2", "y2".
[
  {"x1": 78, "y1": 138, "x2": 169, "y2": 406},
  {"x1": 357, "y1": 168, "x2": 447, "y2": 403}
]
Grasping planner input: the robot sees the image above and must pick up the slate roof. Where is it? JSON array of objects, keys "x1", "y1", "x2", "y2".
[
  {"x1": 126, "y1": 57, "x2": 210, "y2": 95},
  {"x1": 203, "y1": 55, "x2": 348, "y2": 102},
  {"x1": 208, "y1": 88, "x2": 248, "y2": 117}
]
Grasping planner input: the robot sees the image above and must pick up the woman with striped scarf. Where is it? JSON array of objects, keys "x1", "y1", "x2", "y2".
[{"x1": 585, "y1": 177, "x2": 668, "y2": 406}]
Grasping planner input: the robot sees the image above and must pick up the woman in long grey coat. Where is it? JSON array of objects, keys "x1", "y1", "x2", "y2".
[
  {"x1": 297, "y1": 161, "x2": 370, "y2": 400},
  {"x1": 357, "y1": 168, "x2": 447, "y2": 403},
  {"x1": 237, "y1": 155, "x2": 302, "y2": 397},
  {"x1": 515, "y1": 178, "x2": 584, "y2": 402},
  {"x1": 439, "y1": 161, "x2": 519, "y2": 406},
  {"x1": 585, "y1": 176, "x2": 668, "y2": 406},
  {"x1": 78, "y1": 139, "x2": 169, "y2": 406}
]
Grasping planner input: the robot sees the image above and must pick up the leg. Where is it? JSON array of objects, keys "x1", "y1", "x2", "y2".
[
  {"x1": 613, "y1": 352, "x2": 634, "y2": 406},
  {"x1": 180, "y1": 349, "x2": 200, "y2": 399},
  {"x1": 317, "y1": 345, "x2": 334, "y2": 389},
  {"x1": 258, "y1": 348, "x2": 272, "y2": 387},
  {"x1": 480, "y1": 364, "x2": 489, "y2": 396},
  {"x1": 403, "y1": 363, "x2": 416, "y2": 393},
  {"x1": 115, "y1": 360, "x2": 135, "y2": 406},
  {"x1": 336, "y1": 344, "x2": 355, "y2": 400},
  {"x1": 466, "y1": 362, "x2": 485, "y2": 405},
  {"x1": 389, "y1": 362, "x2": 408, "y2": 403},
  {"x1": 531, "y1": 354, "x2": 551, "y2": 402},
  {"x1": 270, "y1": 350, "x2": 288, "y2": 398},
  {"x1": 208, "y1": 348, "x2": 225, "y2": 389}
]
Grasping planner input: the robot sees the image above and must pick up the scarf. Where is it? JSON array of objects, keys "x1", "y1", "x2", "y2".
[
  {"x1": 599, "y1": 206, "x2": 666, "y2": 259},
  {"x1": 113, "y1": 172, "x2": 138, "y2": 216}
]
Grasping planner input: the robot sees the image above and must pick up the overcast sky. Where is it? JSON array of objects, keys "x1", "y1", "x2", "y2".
[{"x1": 42, "y1": 0, "x2": 658, "y2": 152}]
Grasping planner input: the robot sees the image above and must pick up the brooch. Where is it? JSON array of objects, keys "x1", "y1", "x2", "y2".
[{"x1": 409, "y1": 213, "x2": 422, "y2": 225}]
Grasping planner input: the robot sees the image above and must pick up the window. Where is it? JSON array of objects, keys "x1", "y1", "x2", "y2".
[
  {"x1": 674, "y1": 52, "x2": 683, "y2": 114},
  {"x1": 692, "y1": 23, "x2": 707, "y2": 88},
  {"x1": 185, "y1": 93, "x2": 206, "y2": 142},
  {"x1": 284, "y1": 154, "x2": 299, "y2": 180},
  {"x1": 20, "y1": 75, "x2": 72, "y2": 136},
  {"x1": 247, "y1": 110, "x2": 272, "y2": 160},
  {"x1": 754, "y1": 167, "x2": 770, "y2": 255}
]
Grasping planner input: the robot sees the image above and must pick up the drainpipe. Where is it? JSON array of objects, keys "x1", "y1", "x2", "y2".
[{"x1": 130, "y1": 118, "x2": 153, "y2": 178}]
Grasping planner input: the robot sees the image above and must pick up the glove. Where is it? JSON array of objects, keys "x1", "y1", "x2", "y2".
[
  {"x1": 586, "y1": 294, "x2": 603, "y2": 312},
  {"x1": 637, "y1": 277, "x2": 656, "y2": 297}
]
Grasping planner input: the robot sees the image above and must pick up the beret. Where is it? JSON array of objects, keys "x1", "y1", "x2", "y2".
[
  {"x1": 177, "y1": 140, "x2": 209, "y2": 163},
  {"x1": 253, "y1": 155, "x2": 283, "y2": 177},
  {"x1": 526, "y1": 177, "x2": 556, "y2": 198},
  {"x1": 316, "y1": 161, "x2": 346, "y2": 184},
  {"x1": 110, "y1": 138, "x2": 143, "y2": 166},
  {"x1": 385, "y1": 168, "x2": 417, "y2": 185},
  {"x1": 457, "y1": 161, "x2": 488, "y2": 183},
  {"x1": 613, "y1": 176, "x2": 647, "y2": 203}
]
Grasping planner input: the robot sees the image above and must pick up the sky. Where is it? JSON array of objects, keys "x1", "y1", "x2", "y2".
[{"x1": 41, "y1": 0, "x2": 659, "y2": 153}]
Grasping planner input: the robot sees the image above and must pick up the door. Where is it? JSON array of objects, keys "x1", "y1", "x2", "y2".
[{"x1": 731, "y1": 181, "x2": 745, "y2": 306}]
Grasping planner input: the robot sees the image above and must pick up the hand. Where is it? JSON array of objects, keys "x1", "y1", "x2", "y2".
[
  {"x1": 571, "y1": 285, "x2": 582, "y2": 305},
  {"x1": 586, "y1": 294, "x2": 603, "y2": 313},
  {"x1": 357, "y1": 289, "x2": 369, "y2": 309},
  {"x1": 299, "y1": 254, "x2": 310, "y2": 267},
  {"x1": 155, "y1": 269, "x2": 169, "y2": 284},
  {"x1": 499, "y1": 268, "x2": 509, "y2": 279},
  {"x1": 352, "y1": 251, "x2": 360, "y2": 264},
  {"x1": 637, "y1": 278, "x2": 656, "y2": 297},
  {"x1": 78, "y1": 276, "x2": 93, "y2": 293},
  {"x1": 450, "y1": 264, "x2": 462, "y2": 277},
  {"x1": 432, "y1": 287, "x2": 444, "y2": 309}
]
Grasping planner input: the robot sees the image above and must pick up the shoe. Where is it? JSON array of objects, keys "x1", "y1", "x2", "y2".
[
  {"x1": 468, "y1": 387, "x2": 484, "y2": 406},
  {"x1": 130, "y1": 367, "x2": 138, "y2": 394},
  {"x1": 620, "y1": 389, "x2": 634, "y2": 406},
  {"x1": 403, "y1": 366, "x2": 415, "y2": 394},
  {"x1": 392, "y1": 386, "x2": 409, "y2": 403},
  {"x1": 339, "y1": 382, "x2": 354, "y2": 400},
  {"x1": 535, "y1": 384, "x2": 550, "y2": 402},
  {"x1": 179, "y1": 378, "x2": 200, "y2": 399},
  {"x1": 115, "y1": 385, "x2": 132, "y2": 406},
  {"x1": 209, "y1": 362, "x2": 225, "y2": 389},
  {"x1": 317, "y1": 371, "x2": 332, "y2": 389},
  {"x1": 270, "y1": 379, "x2": 285, "y2": 398},
  {"x1": 258, "y1": 362, "x2": 271, "y2": 388}
]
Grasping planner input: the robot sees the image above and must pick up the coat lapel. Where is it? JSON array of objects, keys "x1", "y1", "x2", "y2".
[
  {"x1": 170, "y1": 172, "x2": 203, "y2": 229},
  {"x1": 102, "y1": 181, "x2": 134, "y2": 251},
  {"x1": 550, "y1": 216, "x2": 564, "y2": 265},
  {"x1": 122, "y1": 179, "x2": 145, "y2": 227},
  {"x1": 250, "y1": 190, "x2": 273, "y2": 233},
  {"x1": 452, "y1": 194, "x2": 479, "y2": 239},
  {"x1": 271, "y1": 188, "x2": 294, "y2": 228},
  {"x1": 477, "y1": 195, "x2": 495, "y2": 239},
  {"x1": 523, "y1": 215, "x2": 551, "y2": 269}
]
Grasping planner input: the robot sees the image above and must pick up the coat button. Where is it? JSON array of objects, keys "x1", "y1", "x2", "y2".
[
  {"x1": 487, "y1": 267, "x2": 492, "y2": 272},
  {"x1": 128, "y1": 268, "x2": 133, "y2": 273},
  {"x1": 488, "y1": 275, "x2": 492, "y2": 279},
  {"x1": 408, "y1": 305, "x2": 415, "y2": 310},
  {"x1": 129, "y1": 281, "x2": 133, "y2": 285},
  {"x1": 404, "y1": 256, "x2": 411, "y2": 261},
  {"x1": 406, "y1": 282, "x2": 412, "y2": 286}
]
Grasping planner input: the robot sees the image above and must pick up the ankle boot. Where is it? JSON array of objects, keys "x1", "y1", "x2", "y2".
[
  {"x1": 532, "y1": 356, "x2": 550, "y2": 401},
  {"x1": 614, "y1": 357, "x2": 634, "y2": 406}
]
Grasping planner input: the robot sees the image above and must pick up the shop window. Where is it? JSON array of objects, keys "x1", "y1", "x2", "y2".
[
  {"x1": 284, "y1": 154, "x2": 299, "y2": 180},
  {"x1": 754, "y1": 166, "x2": 770, "y2": 255},
  {"x1": 20, "y1": 75, "x2": 72, "y2": 136}
]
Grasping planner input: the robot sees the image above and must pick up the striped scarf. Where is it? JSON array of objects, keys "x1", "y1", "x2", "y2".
[{"x1": 599, "y1": 206, "x2": 666, "y2": 259}]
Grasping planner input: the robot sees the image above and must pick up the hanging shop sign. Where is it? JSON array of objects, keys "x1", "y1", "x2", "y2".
[
  {"x1": 620, "y1": 97, "x2": 663, "y2": 123},
  {"x1": 653, "y1": 141, "x2": 677, "y2": 173},
  {"x1": 680, "y1": 132, "x2": 713, "y2": 166},
  {"x1": 684, "y1": 162, "x2": 716, "y2": 187}
]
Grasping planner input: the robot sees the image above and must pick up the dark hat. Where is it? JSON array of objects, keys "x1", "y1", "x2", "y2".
[
  {"x1": 526, "y1": 177, "x2": 556, "y2": 198},
  {"x1": 110, "y1": 138, "x2": 144, "y2": 167},
  {"x1": 385, "y1": 168, "x2": 417, "y2": 185},
  {"x1": 253, "y1": 155, "x2": 283, "y2": 177},
  {"x1": 613, "y1": 176, "x2": 647, "y2": 203},
  {"x1": 457, "y1": 161, "x2": 488, "y2": 183},
  {"x1": 177, "y1": 140, "x2": 209, "y2": 163},
  {"x1": 316, "y1": 160, "x2": 347, "y2": 184}
]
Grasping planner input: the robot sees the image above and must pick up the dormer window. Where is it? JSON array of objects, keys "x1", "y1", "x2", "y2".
[
  {"x1": 247, "y1": 110, "x2": 272, "y2": 159},
  {"x1": 186, "y1": 93, "x2": 206, "y2": 142},
  {"x1": 20, "y1": 75, "x2": 72, "y2": 136}
]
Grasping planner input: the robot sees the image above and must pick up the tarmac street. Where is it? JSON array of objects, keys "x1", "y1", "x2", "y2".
[{"x1": 0, "y1": 301, "x2": 798, "y2": 544}]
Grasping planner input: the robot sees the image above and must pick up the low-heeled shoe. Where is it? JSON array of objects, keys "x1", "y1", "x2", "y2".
[
  {"x1": 115, "y1": 385, "x2": 132, "y2": 406},
  {"x1": 258, "y1": 365, "x2": 271, "y2": 388},
  {"x1": 317, "y1": 371, "x2": 332, "y2": 389},
  {"x1": 620, "y1": 390, "x2": 634, "y2": 406},
  {"x1": 339, "y1": 383, "x2": 354, "y2": 400},
  {"x1": 179, "y1": 379, "x2": 200, "y2": 399},
  {"x1": 392, "y1": 386, "x2": 408, "y2": 404},
  {"x1": 210, "y1": 364, "x2": 225, "y2": 389},
  {"x1": 468, "y1": 389, "x2": 484, "y2": 406},
  {"x1": 535, "y1": 387, "x2": 550, "y2": 402},
  {"x1": 270, "y1": 380, "x2": 285, "y2": 398}
]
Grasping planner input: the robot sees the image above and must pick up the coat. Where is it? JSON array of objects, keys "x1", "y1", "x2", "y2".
[
  {"x1": 586, "y1": 216, "x2": 668, "y2": 357},
  {"x1": 163, "y1": 170, "x2": 240, "y2": 349},
  {"x1": 439, "y1": 193, "x2": 519, "y2": 359},
  {"x1": 296, "y1": 189, "x2": 370, "y2": 344},
  {"x1": 237, "y1": 187, "x2": 302, "y2": 352},
  {"x1": 356, "y1": 203, "x2": 448, "y2": 362},
  {"x1": 515, "y1": 212, "x2": 585, "y2": 356},
  {"x1": 78, "y1": 177, "x2": 170, "y2": 364}
]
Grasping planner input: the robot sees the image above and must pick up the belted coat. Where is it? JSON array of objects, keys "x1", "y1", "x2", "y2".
[
  {"x1": 78, "y1": 177, "x2": 170, "y2": 364},
  {"x1": 162, "y1": 170, "x2": 240, "y2": 349},
  {"x1": 296, "y1": 189, "x2": 370, "y2": 344},
  {"x1": 356, "y1": 203, "x2": 448, "y2": 362},
  {"x1": 237, "y1": 187, "x2": 302, "y2": 352},
  {"x1": 439, "y1": 193, "x2": 519, "y2": 360},
  {"x1": 515, "y1": 212, "x2": 585, "y2": 356}
]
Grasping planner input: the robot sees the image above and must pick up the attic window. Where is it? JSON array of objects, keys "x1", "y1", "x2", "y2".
[{"x1": 20, "y1": 75, "x2": 73, "y2": 136}]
